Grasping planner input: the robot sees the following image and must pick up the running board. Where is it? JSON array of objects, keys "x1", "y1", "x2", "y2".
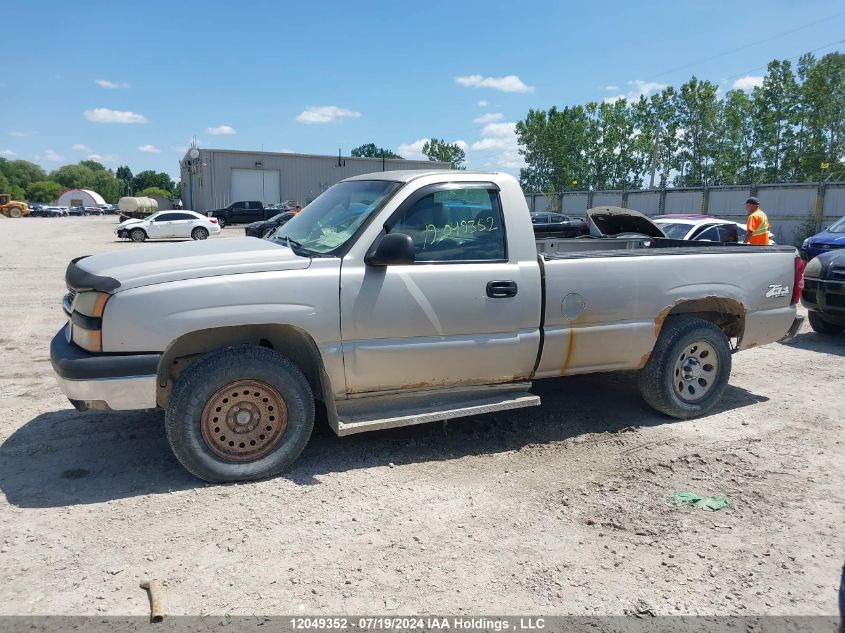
[{"x1": 332, "y1": 384, "x2": 540, "y2": 436}]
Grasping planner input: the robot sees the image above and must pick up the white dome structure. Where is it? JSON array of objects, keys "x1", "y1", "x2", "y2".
[{"x1": 55, "y1": 188, "x2": 107, "y2": 207}]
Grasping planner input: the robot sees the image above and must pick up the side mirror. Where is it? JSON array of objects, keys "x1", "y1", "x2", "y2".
[{"x1": 365, "y1": 233, "x2": 415, "y2": 267}]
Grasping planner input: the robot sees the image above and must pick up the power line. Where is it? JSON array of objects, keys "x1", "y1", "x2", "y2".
[
  {"x1": 643, "y1": 10, "x2": 845, "y2": 82},
  {"x1": 724, "y1": 37, "x2": 845, "y2": 82}
]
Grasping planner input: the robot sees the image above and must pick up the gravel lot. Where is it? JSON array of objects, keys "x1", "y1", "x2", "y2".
[{"x1": 0, "y1": 215, "x2": 842, "y2": 617}]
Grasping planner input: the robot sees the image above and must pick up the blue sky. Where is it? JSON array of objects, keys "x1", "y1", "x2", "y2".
[{"x1": 3, "y1": 0, "x2": 844, "y2": 182}]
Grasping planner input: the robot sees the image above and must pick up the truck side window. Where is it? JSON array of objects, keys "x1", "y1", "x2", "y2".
[{"x1": 386, "y1": 188, "x2": 506, "y2": 262}]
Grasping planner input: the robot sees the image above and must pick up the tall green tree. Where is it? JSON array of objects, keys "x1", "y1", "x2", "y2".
[
  {"x1": 132, "y1": 170, "x2": 174, "y2": 193},
  {"x1": 50, "y1": 164, "x2": 95, "y2": 189},
  {"x1": 632, "y1": 88, "x2": 681, "y2": 189},
  {"x1": 674, "y1": 77, "x2": 720, "y2": 186},
  {"x1": 351, "y1": 143, "x2": 403, "y2": 159},
  {"x1": 115, "y1": 165, "x2": 133, "y2": 195},
  {"x1": 26, "y1": 180, "x2": 64, "y2": 202},
  {"x1": 0, "y1": 159, "x2": 46, "y2": 195},
  {"x1": 712, "y1": 89, "x2": 756, "y2": 184},
  {"x1": 752, "y1": 59, "x2": 801, "y2": 182},
  {"x1": 422, "y1": 138, "x2": 466, "y2": 170},
  {"x1": 799, "y1": 52, "x2": 845, "y2": 180},
  {"x1": 585, "y1": 99, "x2": 644, "y2": 189},
  {"x1": 516, "y1": 105, "x2": 590, "y2": 200}
]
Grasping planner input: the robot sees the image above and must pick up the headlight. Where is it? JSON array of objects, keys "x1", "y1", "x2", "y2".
[
  {"x1": 71, "y1": 291, "x2": 110, "y2": 352},
  {"x1": 802, "y1": 238, "x2": 809, "y2": 247},
  {"x1": 73, "y1": 291, "x2": 110, "y2": 318},
  {"x1": 804, "y1": 255, "x2": 822, "y2": 278}
]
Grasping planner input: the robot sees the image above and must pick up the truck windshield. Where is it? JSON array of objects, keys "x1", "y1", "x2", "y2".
[{"x1": 269, "y1": 180, "x2": 401, "y2": 255}]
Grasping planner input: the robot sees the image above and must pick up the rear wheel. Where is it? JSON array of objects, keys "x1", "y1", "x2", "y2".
[
  {"x1": 191, "y1": 227, "x2": 209, "y2": 240},
  {"x1": 165, "y1": 345, "x2": 315, "y2": 482},
  {"x1": 8, "y1": 206, "x2": 22, "y2": 218},
  {"x1": 808, "y1": 310, "x2": 844, "y2": 335},
  {"x1": 129, "y1": 228, "x2": 147, "y2": 242},
  {"x1": 638, "y1": 317, "x2": 732, "y2": 419},
  {"x1": 216, "y1": 216, "x2": 227, "y2": 229}
]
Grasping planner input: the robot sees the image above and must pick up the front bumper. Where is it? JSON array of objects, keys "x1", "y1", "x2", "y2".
[
  {"x1": 778, "y1": 315, "x2": 805, "y2": 343},
  {"x1": 51, "y1": 326, "x2": 159, "y2": 410}
]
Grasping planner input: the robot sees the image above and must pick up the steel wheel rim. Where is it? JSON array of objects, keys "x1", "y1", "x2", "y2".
[
  {"x1": 672, "y1": 341, "x2": 719, "y2": 403},
  {"x1": 201, "y1": 380, "x2": 288, "y2": 461}
]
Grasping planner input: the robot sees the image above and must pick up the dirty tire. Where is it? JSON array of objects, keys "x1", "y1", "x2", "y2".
[
  {"x1": 9, "y1": 206, "x2": 22, "y2": 218},
  {"x1": 216, "y1": 216, "x2": 226, "y2": 229},
  {"x1": 165, "y1": 345, "x2": 315, "y2": 482},
  {"x1": 191, "y1": 227, "x2": 209, "y2": 240},
  {"x1": 129, "y1": 228, "x2": 147, "y2": 242},
  {"x1": 808, "y1": 310, "x2": 843, "y2": 335},
  {"x1": 638, "y1": 316, "x2": 732, "y2": 419}
]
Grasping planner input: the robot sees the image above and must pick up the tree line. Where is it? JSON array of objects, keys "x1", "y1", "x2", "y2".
[
  {"x1": 0, "y1": 159, "x2": 180, "y2": 203},
  {"x1": 351, "y1": 140, "x2": 466, "y2": 169},
  {"x1": 516, "y1": 51, "x2": 845, "y2": 195}
]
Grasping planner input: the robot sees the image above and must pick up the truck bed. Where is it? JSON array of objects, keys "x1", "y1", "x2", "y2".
[{"x1": 536, "y1": 236, "x2": 796, "y2": 259}]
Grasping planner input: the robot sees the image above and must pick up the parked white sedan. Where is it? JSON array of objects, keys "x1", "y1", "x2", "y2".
[{"x1": 116, "y1": 210, "x2": 221, "y2": 242}]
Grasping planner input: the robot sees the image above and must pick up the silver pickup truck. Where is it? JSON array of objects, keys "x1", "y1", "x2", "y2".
[{"x1": 51, "y1": 170, "x2": 805, "y2": 482}]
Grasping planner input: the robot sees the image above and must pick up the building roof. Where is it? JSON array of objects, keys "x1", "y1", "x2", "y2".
[{"x1": 57, "y1": 188, "x2": 106, "y2": 205}]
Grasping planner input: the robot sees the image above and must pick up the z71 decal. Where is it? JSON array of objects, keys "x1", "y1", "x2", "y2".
[{"x1": 765, "y1": 284, "x2": 790, "y2": 298}]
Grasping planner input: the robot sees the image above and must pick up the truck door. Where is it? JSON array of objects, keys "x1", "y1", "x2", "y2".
[{"x1": 339, "y1": 183, "x2": 541, "y2": 394}]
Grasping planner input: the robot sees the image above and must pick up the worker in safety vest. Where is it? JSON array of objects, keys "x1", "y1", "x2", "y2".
[{"x1": 744, "y1": 197, "x2": 770, "y2": 245}]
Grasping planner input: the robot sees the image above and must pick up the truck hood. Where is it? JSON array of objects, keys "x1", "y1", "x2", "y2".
[
  {"x1": 587, "y1": 206, "x2": 666, "y2": 238},
  {"x1": 68, "y1": 237, "x2": 311, "y2": 292}
]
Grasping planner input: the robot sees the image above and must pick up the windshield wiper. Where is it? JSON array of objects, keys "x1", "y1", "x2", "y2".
[{"x1": 276, "y1": 236, "x2": 332, "y2": 258}]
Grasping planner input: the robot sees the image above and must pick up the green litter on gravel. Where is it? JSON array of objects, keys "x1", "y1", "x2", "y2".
[{"x1": 671, "y1": 491, "x2": 728, "y2": 511}]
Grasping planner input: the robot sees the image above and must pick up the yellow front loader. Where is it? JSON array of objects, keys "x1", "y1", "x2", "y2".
[{"x1": 0, "y1": 193, "x2": 29, "y2": 218}]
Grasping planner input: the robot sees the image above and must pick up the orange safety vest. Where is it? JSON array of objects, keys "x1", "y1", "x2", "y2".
[{"x1": 747, "y1": 210, "x2": 770, "y2": 245}]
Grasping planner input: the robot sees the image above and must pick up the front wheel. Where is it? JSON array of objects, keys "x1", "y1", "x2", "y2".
[
  {"x1": 638, "y1": 317, "x2": 732, "y2": 419},
  {"x1": 8, "y1": 206, "x2": 22, "y2": 218},
  {"x1": 191, "y1": 227, "x2": 209, "y2": 240},
  {"x1": 129, "y1": 228, "x2": 147, "y2": 242},
  {"x1": 808, "y1": 310, "x2": 844, "y2": 335},
  {"x1": 165, "y1": 345, "x2": 315, "y2": 482}
]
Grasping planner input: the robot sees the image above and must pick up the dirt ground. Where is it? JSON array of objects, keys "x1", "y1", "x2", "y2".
[{"x1": 0, "y1": 215, "x2": 842, "y2": 617}]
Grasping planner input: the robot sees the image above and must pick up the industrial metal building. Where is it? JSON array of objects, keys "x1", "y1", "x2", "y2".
[{"x1": 180, "y1": 148, "x2": 450, "y2": 213}]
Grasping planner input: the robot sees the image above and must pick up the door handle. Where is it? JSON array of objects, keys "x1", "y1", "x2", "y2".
[{"x1": 486, "y1": 280, "x2": 518, "y2": 298}]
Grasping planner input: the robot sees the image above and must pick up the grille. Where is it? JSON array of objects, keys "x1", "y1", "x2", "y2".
[
  {"x1": 801, "y1": 289, "x2": 818, "y2": 305},
  {"x1": 830, "y1": 268, "x2": 845, "y2": 282}
]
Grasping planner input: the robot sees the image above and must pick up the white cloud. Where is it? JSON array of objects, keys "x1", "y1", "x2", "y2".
[
  {"x1": 603, "y1": 79, "x2": 668, "y2": 104},
  {"x1": 205, "y1": 125, "x2": 236, "y2": 135},
  {"x1": 478, "y1": 100, "x2": 489, "y2": 107},
  {"x1": 453, "y1": 140, "x2": 469, "y2": 152},
  {"x1": 1, "y1": 149, "x2": 16, "y2": 157},
  {"x1": 455, "y1": 74, "x2": 534, "y2": 93},
  {"x1": 45, "y1": 149, "x2": 63, "y2": 161},
  {"x1": 9, "y1": 131, "x2": 35, "y2": 137},
  {"x1": 87, "y1": 154, "x2": 104, "y2": 161},
  {"x1": 397, "y1": 139, "x2": 430, "y2": 161},
  {"x1": 605, "y1": 85, "x2": 620, "y2": 91},
  {"x1": 84, "y1": 108, "x2": 149, "y2": 124},
  {"x1": 733, "y1": 75, "x2": 764, "y2": 91},
  {"x1": 72, "y1": 144, "x2": 92, "y2": 152},
  {"x1": 138, "y1": 144, "x2": 161, "y2": 153},
  {"x1": 95, "y1": 79, "x2": 129, "y2": 89},
  {"x1": 470, "y1": 121, "x2": 525, "y2": 172},
  {"x1": 473, "y1": 112, "x2": 504, "y2": 124},
  {"x1": 296, "y1": 106, "x2": 362, "y2": 124}
]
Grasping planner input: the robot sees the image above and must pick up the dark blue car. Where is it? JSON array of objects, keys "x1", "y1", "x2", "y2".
[{"x1": 800, "y1": 216, "x2": 845, "y2": 260}]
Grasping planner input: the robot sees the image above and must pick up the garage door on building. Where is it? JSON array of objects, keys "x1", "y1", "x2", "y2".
[{"x1": 231, "y1": 169, "x2": 281, "y2": 205}]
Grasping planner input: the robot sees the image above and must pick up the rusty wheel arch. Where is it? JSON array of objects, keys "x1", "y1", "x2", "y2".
[
  {"x1": 155, "y1": 324, "x2": 334, "y2": 411},
  {"x1": 654, "y1": 297, "x2": 746, "y2": 346}
]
